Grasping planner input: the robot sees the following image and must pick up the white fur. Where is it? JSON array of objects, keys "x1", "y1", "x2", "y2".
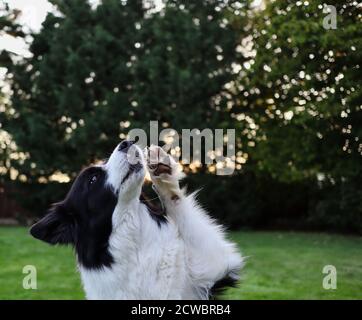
[{"x1": 79, "y1": 144, "x2": 243, "y2": 300}]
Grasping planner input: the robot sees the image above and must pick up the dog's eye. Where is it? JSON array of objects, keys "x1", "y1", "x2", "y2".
[{"x1": 89, "y1": 175, "x2": 98, "y2": 185}]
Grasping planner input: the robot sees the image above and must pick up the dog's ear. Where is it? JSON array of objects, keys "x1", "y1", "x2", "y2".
[{"x1": 29, "y1": 203, "x2": 76, "y2": 245}]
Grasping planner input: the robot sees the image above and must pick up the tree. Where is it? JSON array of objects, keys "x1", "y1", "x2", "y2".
[
  {"x1": 3, "y1": 0, "x2": 249, "y2": 211},
  {"x1": 236, "y1": 0, "x2": 362, "y2": 231},
  {"x1": 0, "y1": 2, "x2": 24, "y2": 182},
  {"x1": 5, "y1": 0, "x2": 146, "y2": 181}
]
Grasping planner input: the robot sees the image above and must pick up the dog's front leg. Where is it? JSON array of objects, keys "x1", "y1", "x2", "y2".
[{"x1": 147, "y1": 146, "x2": 243, "y2": 297}]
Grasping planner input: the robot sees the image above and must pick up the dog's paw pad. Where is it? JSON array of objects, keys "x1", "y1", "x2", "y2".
[
  {"x1": 150, "y1": 163, "x2": 172, "y2": 176},
  {"x1": 147, "y1": 146, "x2": 175, "y2": 176}
]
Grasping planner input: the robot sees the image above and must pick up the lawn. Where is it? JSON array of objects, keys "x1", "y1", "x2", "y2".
[{"x1": 0, "y1": 227, "x2": 361, "y2": 300}]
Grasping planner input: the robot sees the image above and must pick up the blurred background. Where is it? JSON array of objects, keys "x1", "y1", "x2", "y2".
[{"x1": 0, "y1": 0, "x2": 361, "y2": 299}]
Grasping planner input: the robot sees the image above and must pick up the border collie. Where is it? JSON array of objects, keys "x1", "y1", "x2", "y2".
[{"x1": 30, "y1": 141, "x2": 243, "y2": 299}]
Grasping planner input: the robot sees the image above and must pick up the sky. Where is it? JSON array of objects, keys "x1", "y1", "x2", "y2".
[
  {"x1": 0, "y1": 0, "x2": 164, "y2": 57},
  {"x1": 0, "y1": 0, "x2": 54, "y2": 57}
]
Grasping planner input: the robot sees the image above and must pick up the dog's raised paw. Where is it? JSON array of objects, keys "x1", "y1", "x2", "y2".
[
  {"x1": 146, "y1": 146, "x2": 184, "y2": 200},
  {"x1": 147, "y1": 145, "x2": 175, "y2": 177}
]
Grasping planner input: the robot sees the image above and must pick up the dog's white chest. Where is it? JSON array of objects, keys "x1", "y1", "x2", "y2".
[{"x1": 79, "y1": 223, "x2": 189, "y2": 300}]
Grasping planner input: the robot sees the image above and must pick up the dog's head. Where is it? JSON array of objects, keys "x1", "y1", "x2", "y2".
[{"x1": 30, "y1": 140, "x2": 146, "y2": 267}]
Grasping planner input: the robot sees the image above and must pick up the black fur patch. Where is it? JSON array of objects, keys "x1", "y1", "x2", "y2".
[
  {"x1": 140, "y1": 192, "x2": 168, "y2": 227},
  {"x1": 209, "y1": 273, "x2": 239, "y2": 299},
  {"x1": 30, "y1": 166, "x2": 117, "y2": 269}
]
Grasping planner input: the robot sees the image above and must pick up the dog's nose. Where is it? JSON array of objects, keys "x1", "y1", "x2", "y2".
[{"x1": 118, "y1": 140, "x2": 135, "y2": 152}]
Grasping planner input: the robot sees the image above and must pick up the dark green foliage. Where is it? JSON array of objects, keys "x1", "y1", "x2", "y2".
[
  {"x1": 241, "y1": 0, "x2": 362, "y2": 182},
  {"x1": 0, "y1": 2, "x2": 25, "y2": 183},
  {"x1": 4, "y1": 0, "x2": 247, "y2": 179},
  {"x1": 234, "y1": 0, "x2": 362, "y2": 232},
  {"x1": 3, "y1": 0, "x2": 250, "y2": 216},
  {"x1": 6, "y1": 0, "x2": 146, "y2": 178}
]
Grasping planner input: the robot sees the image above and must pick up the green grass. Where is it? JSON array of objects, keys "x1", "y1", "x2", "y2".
[{"x1": 0, "y1": 227, "x2": 361, "y2": 299}]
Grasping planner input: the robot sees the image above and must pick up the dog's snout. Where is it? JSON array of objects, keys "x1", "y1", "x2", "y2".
[{"x1": 118, "y1": 140, "x2": 135, "y2": 152}]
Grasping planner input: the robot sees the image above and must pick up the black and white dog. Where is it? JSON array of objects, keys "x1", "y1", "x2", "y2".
[{"x1": 30, "y1": 141, "x2": 243, "y2": 299}]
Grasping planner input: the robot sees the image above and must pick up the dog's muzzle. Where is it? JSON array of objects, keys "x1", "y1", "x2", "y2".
[{"x1": 118, "y1": 140, "x2": 144, "y2": 184}]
